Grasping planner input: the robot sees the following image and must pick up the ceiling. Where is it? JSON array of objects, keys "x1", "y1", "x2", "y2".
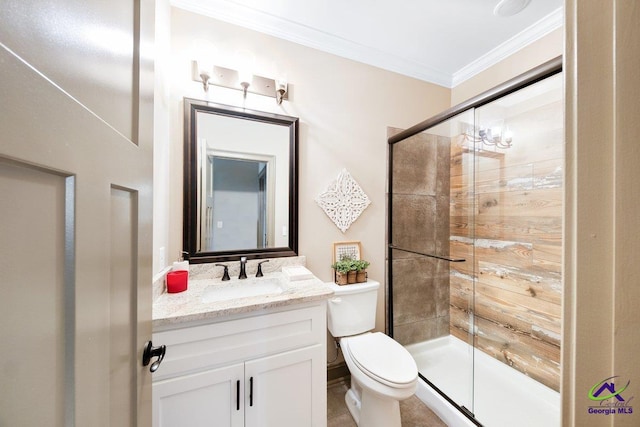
[{"x1": 171, "y1": 0, "x2": 563, "y2": 88}]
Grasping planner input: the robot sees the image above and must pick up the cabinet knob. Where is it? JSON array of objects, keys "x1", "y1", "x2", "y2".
[{"x1": 142, "y1": 341, "x2": 166, "y2": 373}]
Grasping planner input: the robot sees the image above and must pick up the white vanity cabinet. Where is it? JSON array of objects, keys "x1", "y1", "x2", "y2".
[
  {"x1": 152, "y1": 301, "x2": 327, "y2": 427},
  {"x1": 153, "y1": 363, "x2": 244, "y2": 427}
]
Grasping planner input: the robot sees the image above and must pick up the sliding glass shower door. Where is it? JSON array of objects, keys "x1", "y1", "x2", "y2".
[
  {"x1": 388, "y1": 68, "x2": 563, "y2": 426},
  {"x1": 388, "y1": 108, "x2": 477, "y2": 414},
  {"x1": 469, "y1": 73, "x2": 563, "y2": 425}
]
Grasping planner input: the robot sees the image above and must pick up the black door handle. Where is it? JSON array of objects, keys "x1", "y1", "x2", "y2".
[{"x1": 142, "y1": 341, "x2": 166, "y2": 373}]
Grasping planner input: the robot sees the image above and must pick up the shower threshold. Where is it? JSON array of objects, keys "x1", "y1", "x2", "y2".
[{"x1": 406, "y1": 335, "x2": 560, "y2": 427}]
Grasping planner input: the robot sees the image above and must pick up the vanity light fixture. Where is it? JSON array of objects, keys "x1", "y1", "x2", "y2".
[
  {"x1": 196, "y1": 60, "x2": 213, "y2": 92},
  {"x1": 463, "y1": 124, "x2": 514, "y2": 149},
  {"x1": 275, "y1": 79, "x2": 288, "y2": 105},
  {"x1": 192, "y1": 61, "x2": 289, "y2": 103},
  {"x1": 237, "y1": 68, "x2": 253, "y2": 99},
  {"x1": 479, "y1": 126, "x2": 513, "y2": 148}
]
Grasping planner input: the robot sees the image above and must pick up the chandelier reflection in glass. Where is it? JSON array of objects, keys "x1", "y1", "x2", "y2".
[{"x1": 463, "y1": 125, "x2": 514, "y2": 149}]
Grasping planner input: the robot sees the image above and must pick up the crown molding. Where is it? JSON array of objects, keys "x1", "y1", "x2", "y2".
[
  {"x1": 171, "y1": 0, "x2": 452, "y2": 87},
  {"x1": 172, "y1": 0, "x2": 562, "y2": 89},
  {"x1": 451, "y1": 7, "x2": 563, "y2": 87}
]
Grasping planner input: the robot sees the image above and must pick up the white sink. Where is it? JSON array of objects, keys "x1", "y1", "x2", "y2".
[{"x1": 202, "y1": 277, "x2": 285, "y2": 303}]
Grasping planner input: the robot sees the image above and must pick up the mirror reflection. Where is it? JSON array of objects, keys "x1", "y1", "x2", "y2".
[{"x1": 184, "y1": 99, "x2": 298, "y2": 263}]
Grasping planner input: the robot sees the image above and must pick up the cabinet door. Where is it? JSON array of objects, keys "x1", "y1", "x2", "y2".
[
  {"x1": 153, "y1": 363, "x2": 244, "y2": 427},
  {"x1": 245, "y1": 345, "x2": 326, "y2": 427}
]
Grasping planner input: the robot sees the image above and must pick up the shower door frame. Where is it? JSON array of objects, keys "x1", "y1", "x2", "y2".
[{"x1": 386, "y1": 56, "x2": 562, "y2": 426}]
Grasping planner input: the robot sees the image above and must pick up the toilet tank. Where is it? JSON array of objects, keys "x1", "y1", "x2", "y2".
[{"x1": 326, "y1": 280, "x2": 380, "y2": 337}]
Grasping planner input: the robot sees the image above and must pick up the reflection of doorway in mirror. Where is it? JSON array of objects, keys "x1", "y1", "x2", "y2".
[
  {"x1": 202, "y1": 151, "x2": 275, "y2": 252},
  {"x1": 257, "y1": 165, "x2": 267, "y2": 247}
]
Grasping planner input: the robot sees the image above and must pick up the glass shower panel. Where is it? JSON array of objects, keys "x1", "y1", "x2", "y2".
[
  {"x1": 389, "y1": 109, "x2": 476, "y2": 413},
  {"x1": 389, "y1": 66, "x2": 562, "y2": 426},
  {"x1": 471, "y1": 74, "x2": 563, "y2": 425}
]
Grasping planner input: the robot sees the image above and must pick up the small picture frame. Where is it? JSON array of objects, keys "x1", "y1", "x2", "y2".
[{"x1": 333, "y1": 241, "x2": 362, "y2": 263}]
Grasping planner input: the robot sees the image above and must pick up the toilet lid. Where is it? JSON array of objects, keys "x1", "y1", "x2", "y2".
[{"x1": 347, "y1": 332, "x2": 418, "y2": 386}]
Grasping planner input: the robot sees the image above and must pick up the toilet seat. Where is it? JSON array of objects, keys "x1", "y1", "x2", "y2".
[{"x1": 345, "y1": 332, "x2": 418, "y2": 388}]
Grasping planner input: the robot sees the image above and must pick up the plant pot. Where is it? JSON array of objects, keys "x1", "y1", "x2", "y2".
[
  {"x1": 356, "y1": 270, "x2": 367, "y2": 283},
  {"x1": 347, "y1": 271, "x2": 357, "y2": 284},
  {"x1": 335, "y1": 271, "x2": 348, "y2": 285}
]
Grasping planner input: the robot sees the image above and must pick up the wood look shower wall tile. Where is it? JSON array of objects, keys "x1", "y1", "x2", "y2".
[{"x1": 449, "y1": 98, "x2": 563, "y2": 392}]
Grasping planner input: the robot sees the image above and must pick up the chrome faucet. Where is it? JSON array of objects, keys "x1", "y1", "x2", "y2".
[{"x1": 238, "y1": 256, "x2": 247, "y2": 279}]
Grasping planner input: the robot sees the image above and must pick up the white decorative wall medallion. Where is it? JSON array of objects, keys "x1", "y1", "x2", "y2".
[{"x1": 315, "y1": 169, "x2": 371, "y2": 233}]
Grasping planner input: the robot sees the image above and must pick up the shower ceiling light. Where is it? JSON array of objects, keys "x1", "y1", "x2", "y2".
[{"x1": 494, "y1": 0, "x2": 531, "y2": 17}]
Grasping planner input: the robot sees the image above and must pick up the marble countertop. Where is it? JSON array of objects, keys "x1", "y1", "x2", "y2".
[{"x1": 153, "y1": 272, "x2": 333, "y2": 328}]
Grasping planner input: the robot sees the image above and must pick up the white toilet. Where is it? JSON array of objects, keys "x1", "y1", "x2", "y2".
[{"x1": 327, "y1": 280, "x2": 418, "y2": 427}]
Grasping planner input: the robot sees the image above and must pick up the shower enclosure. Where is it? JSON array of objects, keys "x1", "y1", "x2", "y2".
[{"x1": 387, "y1": 59, "x2": 563, "y2": 427}]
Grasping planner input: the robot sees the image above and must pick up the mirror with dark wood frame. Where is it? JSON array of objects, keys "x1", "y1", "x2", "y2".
[{"x1": 183, "y1": 98, "x2": 298, "y2": 263}]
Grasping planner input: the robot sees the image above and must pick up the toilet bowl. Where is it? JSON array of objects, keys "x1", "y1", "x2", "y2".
[
  {"x1": 340, "y1": 332, "x2": 418, "y2": 426},
  {"x1": 326, "y1": 281, "x2": 418, "y2": 427}
]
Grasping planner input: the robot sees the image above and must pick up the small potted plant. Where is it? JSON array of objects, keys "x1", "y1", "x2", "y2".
[
  {"x1": 331, "y1": 255, "x2": 357, "y2": 285},
  {"x1": 331, "y1": 259, "x2": 350, "y2": 285},
  {"x1": 354, "y1": 259, "x2": 370, "y2": 283}
]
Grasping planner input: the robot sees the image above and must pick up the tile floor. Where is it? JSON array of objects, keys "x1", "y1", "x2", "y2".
[{"x1": 327, "y1": 379, "x2": 447, "y2": 427}]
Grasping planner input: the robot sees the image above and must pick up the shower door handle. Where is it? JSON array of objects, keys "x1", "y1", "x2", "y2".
[{"x1": 388, "y1": 245, "x2": 466, "y2": 262}]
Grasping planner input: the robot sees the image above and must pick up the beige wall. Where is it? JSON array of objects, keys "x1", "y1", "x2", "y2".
[
  {"x1": 153, "y1": 0, "x2": 171, "y2": 279},
  {"x1": 451, "y1": 28, "x2": 563, "y2": 106},
  {"x1": 163, "y1": 7, "x2": 451, "y2": 332}
]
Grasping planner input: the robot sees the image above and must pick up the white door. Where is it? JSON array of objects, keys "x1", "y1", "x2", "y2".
[
  {"x1": 245, "y1": 345, "x2": 325, "y2": 427},
  {"x1": 153, "y1": 363, "x2": 245, "y2": 427},
  {"x1": 0, "y1": 1, "x2": 154, "y2": 426}
]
